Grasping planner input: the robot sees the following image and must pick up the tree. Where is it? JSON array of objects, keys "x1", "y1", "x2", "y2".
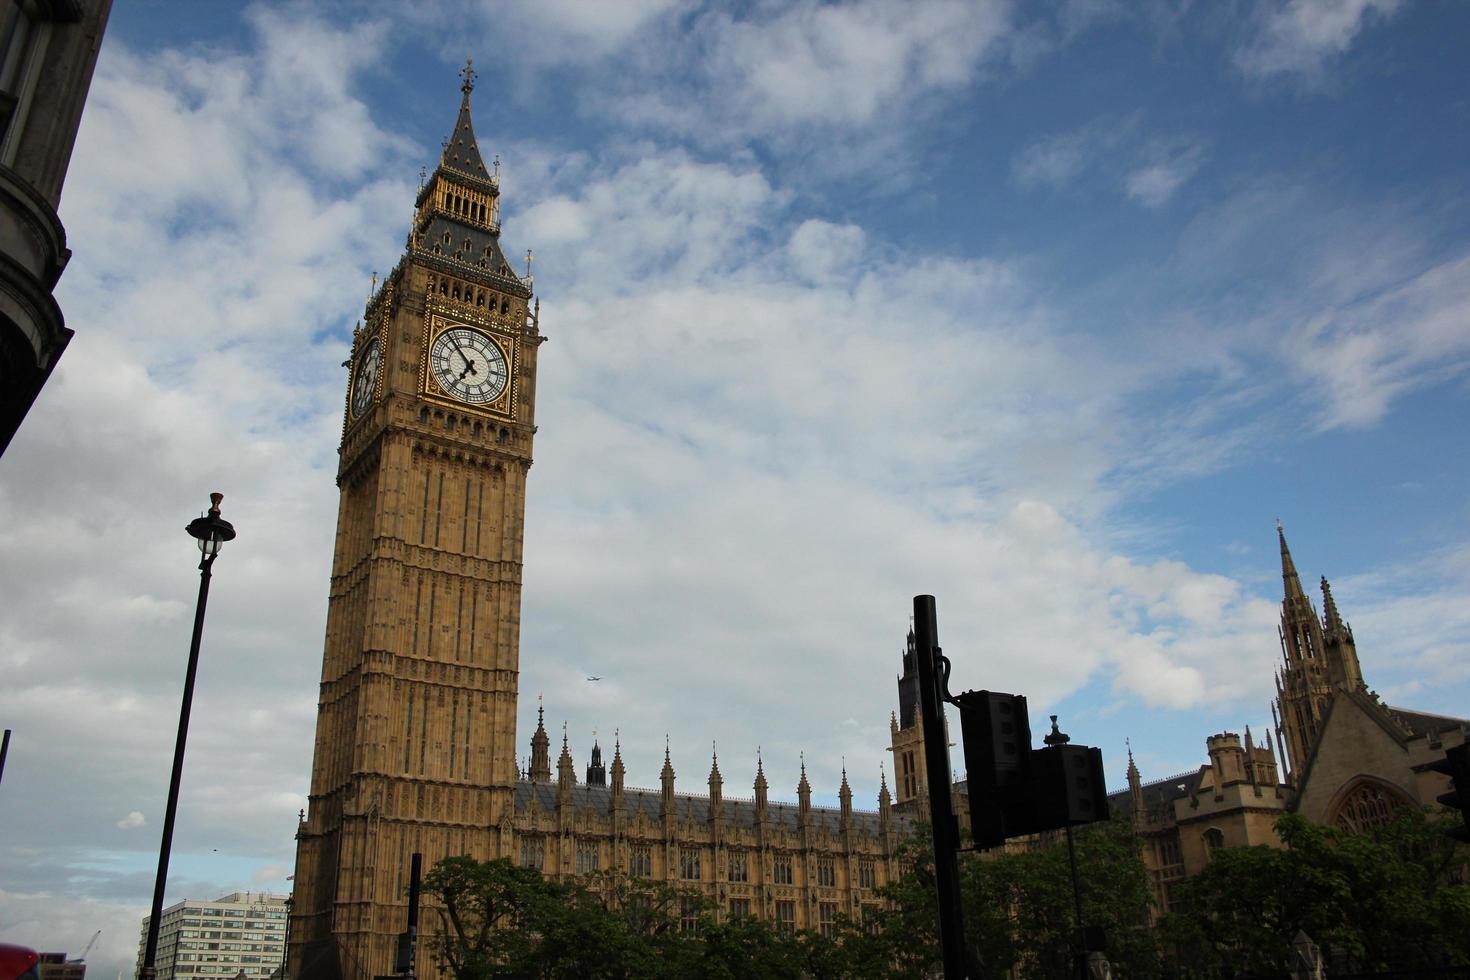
[
  {"x1": 421, "y1": 857, "x2": 562, "y2": 979},
  {"x1": 1160, "y1": 808, "x2": 1470, "y2": 975}
]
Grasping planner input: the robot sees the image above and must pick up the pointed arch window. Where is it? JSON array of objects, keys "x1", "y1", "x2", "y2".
[{"x1": 1332, "y1": 781, "x2": 1406, "y2": 833}]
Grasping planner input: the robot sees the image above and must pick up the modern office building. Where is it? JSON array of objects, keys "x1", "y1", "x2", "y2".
[{"x1": 135, "y1": 892, "x2": 288, "y2": 980}]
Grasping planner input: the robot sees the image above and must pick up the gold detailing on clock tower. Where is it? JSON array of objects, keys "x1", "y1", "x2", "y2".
[{"x1": 287, "y1": 65, "x2": 542, "y2": 980}]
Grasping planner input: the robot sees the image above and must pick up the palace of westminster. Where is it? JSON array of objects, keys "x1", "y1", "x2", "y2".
[{"x1": 282, "y1": 69, "x2": 1469, "y2": 979}]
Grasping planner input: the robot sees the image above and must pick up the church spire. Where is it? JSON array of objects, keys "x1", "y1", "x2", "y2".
[
  {"x1": 1279, "y1": 521, "x2": 1306, "y2": 603},
  {"x1": 441, "y1": 58, "x2": 491, "y2": 180}
]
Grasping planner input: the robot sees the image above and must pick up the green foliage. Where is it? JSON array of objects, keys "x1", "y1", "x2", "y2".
[
  {"x1": 1160, "y1": 808, "x2": 1470, "y2": 974},
  {"x1": 420, "y1": 808, "x2": 1469, "y2": 978}
]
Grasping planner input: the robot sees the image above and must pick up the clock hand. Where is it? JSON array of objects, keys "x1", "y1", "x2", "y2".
[{"x1": 441, "y1": 332, "x2": 472, "y2": 372}]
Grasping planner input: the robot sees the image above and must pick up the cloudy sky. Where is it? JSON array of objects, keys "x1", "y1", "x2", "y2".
[{"x1": 3, "y1": 0, "x2": 1470, "y2": 973}]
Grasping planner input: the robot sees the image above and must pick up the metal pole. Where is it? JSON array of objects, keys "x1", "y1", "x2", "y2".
[
  {"x1": 0, "y1": 729, "x2": 10, "y2": 790},
  {"x1": 139, "y1": 552, "x2": 216, "y2": 980},
  {"x1": 912, "y1": 595, "x2": 969, "y2": 978},
  {"x1": 406, "y1": 852, "x2": 422, "y2": 980},
  {"x1": 1065, "y1": 823, "x2": 1085, "y2": 977}
]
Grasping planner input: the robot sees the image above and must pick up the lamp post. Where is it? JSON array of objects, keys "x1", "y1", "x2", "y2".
[{"x1": 139, "y1": 493, "x2": 236, "y2": 980}]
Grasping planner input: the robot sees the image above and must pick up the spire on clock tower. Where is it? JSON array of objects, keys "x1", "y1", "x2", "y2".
[{"x1": 442, "y1": 58, "x2": 491, "y2": 181}]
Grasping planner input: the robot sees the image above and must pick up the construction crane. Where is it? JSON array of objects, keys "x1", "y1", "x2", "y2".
[{"x1": 68, "y1": 931, "x2": 100, "y2": 964}]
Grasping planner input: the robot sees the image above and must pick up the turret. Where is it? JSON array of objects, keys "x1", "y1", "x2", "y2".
[
  {"x1": 556, "y1": 726, "x2": 575, "y2": 806},
  {"x1": 878, "y1": 765, "x2": 892, "y2": 829},
  {"x1": 797, "y1": 754, "x2": 812, "y2": 828},
  {"x1": 610, "y1": 735, "x2": 625, "y2": 815},
  {"x1": 1207, "y1": 732, "x2": 1247, "y2": 790},
  {"x1": 528, "y1": 699, "x2": 551, "y2": 783},
  {"x1": 586, "y1": 737, "x2": 606, "y2": 786},
  {"x1": 660, "y1": 737, "x2": 676, "y2": 820},
  {"x1": 838, "y1": 764, "x2": 853, "y2": 830},
  {"x1": 707, "y1": 744, "x2": 723, "y2": 825},
  {"x1": 754, "y1": 750, "x2": 769, "y2": 823},
  {"x1": 896, "y1": 628, "x2": 921, "y2": 729},
  {"x1": 1320, "y1": 576, "x2": 1365, "y2": 693},
  {"x1": 1244, "y1": 726, "x2": 1279, "y2": 785},
  {"x1": 1126, "y1": 741, "x2": 1145, "y2": 824}
]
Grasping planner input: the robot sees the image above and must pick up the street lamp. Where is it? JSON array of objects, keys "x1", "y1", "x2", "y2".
[{"x1": 139, "y1": 493, "x2": 237, "y2": 980}]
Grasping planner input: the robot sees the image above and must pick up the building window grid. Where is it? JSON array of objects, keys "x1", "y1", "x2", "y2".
[
  {"x1": 679, "y1": 847, "x2": 702, "y2": 881},
  {"x1": 629, "y1": 844, "x2": 653, "y2": 877},
  {"x1": 727, "y1": 850, "x2": 748, "y2": 882},
  {"x1": 772, "y1": 854, "x2": 793, "y2": 885},
  {"x1": 819, "y1": 901, "x2": 838, "y2": 939},
  {"x1": 775, "y1": 900, "x2": 796, "y2": 933},
  {"x1": 817, "y1": 858, "x2": 836, "y2": 888}
]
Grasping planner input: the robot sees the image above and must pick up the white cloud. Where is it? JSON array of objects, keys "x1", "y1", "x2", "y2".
[
  {"x1": 1282, "y1": 253, "x2": 1470, "y2": 429},
  {"x1": 1125, "y1": 140, "x2": 1207, "y2": 207},
  {"x1": 1013, "y1": 115, "x2": 1207, "y2": 207},
  {"x1": 6, "y1": 0, "x2": 1470, "y2": 961},
  {"x1": 116, "y1": 812, "x2": 146, "y2": 830},
  {"x1": 1235, "y1": 0, "x2": 1404, "y2": 80}
]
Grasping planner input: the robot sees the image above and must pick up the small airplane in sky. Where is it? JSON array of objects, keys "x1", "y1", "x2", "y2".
[{"x1": 587, "y1": 676, "x2": 601, "y2": 681}]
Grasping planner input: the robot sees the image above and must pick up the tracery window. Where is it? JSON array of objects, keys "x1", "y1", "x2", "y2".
[
  {"x1": 629, "y1": 844, "x2": 652, "y2": 877},
  {"x1": 679, "y1": 847, "x2": 702, "y2": 880},
  {"x1": 1333, "y1": 782, "x2": 1403, "y2": 833},
  {"x1": 773, "y1": 854, "x2": 793, "y2": 884},
  {"x1": 727, "y1": 850, "x2": 748, "y2": 882},
  {"x1": 519, "y1": 836, "x2": 544, "y2": 870}
]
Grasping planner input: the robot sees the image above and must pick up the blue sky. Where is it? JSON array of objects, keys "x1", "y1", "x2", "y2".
[{"x1": 2, "y1": 1, "x2": 1469, "y2": 974}]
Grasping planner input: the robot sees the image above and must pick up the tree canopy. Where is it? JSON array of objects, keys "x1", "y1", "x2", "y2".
[{"x1": 419, "y1": 807, "x2": 1469, "y2": 978}]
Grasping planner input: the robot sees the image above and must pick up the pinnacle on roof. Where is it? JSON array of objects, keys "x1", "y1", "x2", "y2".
[
  {"x1": 1321, "y1": 576, "x2": 1345, "y2": 633},
  {"x1": 440, "y1": 58, "x2": 491, "y2": 181},
  {"x1": 754, "y1": 748, "x2": 767, "y2": 788},
  {"x1": 1278, "y1": 522, "x2": 1307, "y2": 603},
  {"x1": 709, "y1": 742, "x2": 721, "y2": 781},
  {"x1": 797, "y1": 752, "x2": 811, "y2": 794}
]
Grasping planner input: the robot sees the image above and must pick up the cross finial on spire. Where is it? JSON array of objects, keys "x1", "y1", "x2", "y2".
[{"x1": 460, "y1": 58, "x2": 476, "y2": 96}]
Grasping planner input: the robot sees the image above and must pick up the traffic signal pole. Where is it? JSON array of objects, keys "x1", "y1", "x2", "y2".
[{"x1": 912, "y1": 595, "x2": 971, "y2": 979}]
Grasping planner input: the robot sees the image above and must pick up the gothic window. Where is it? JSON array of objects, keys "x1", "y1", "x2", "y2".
[
  {"x1": 774, "y1": 901, "x2": 795, "y2": 932},
  {"x1": 679, "y1": 848, "x2": 702, "y2": 880},
  {"x1": 679, "y1": 897, "x2": 700, "y2": 933},
  {"x1": 1158, "y1": 836, "x2": 1182, "y2": 870},
  {"x1": 519, "y1": 837, "x2": 544, "y2": 870},
  {"x1": 816, "y1": 858, "x2": 835, "y2": 888},
  {"x1": 575, "y1": 841, "x2": 600, "y2": 874},
  {"x1": 629, "y1": 844, "x2": 652, "y2": 877},
  {"x1": 728, "y1": 898, "x2": 751, "y2": 919},
  {"x1": 818, "y1": 902, "x2": 838, "y2": 938},
  {"x1": 772, "y1": 854, "x2": 793, "y2": 885},
  {"x1": 727, "y1": 851, "x2": 748, "y2": 882},
  {"x1": 1202, "y1": 828, "x2": 1224, "y2": 853},
  {"x1": 858, "y1": 860, "x2": 875, "y2": 889},
  {"x1": 1332, "y1": 782, "x2": 1404, "y2": 833}
]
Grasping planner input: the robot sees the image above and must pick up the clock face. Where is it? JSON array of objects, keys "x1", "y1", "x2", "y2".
[
  {"x1": 350, "y1": 338, "x2": 381, "y2": 418},
  {"x1": 430, "y1": 325, "x2": 509, "y2": 405}
]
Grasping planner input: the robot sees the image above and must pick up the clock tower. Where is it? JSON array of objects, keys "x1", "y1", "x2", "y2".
[{"x1": 287, "y1": 64, "x2": 541, "y2": 980}]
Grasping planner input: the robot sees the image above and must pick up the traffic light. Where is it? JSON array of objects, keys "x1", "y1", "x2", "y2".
[
  {"x1": 1033, "y1": 743, "x2": 1110, "y2": 828},
  {"x1": 953, "y1": 690, "x2": 1034, "y2": 847},
  {"x1": 1426, "y1": 743, "x2": 1470, "y2": 844}
]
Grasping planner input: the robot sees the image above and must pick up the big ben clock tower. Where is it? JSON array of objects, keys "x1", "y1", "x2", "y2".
[{"x1": 287, "y1": 63, "x2": 541, "y2": 980}]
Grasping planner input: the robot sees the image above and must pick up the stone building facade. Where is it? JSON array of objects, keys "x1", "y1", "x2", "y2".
[
  {"x1": 509, "y1": 709, "x2": 904, "y2": 937},
  {"x1": 0, "y1": 0, "x2": 111, "y2": 457},
  {"x1": 286, "y1": 67, "x2": 905, "y2": 980},
  {"x1": 1111, "y1": 526, "x2": 1468, "y2": 913}
]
